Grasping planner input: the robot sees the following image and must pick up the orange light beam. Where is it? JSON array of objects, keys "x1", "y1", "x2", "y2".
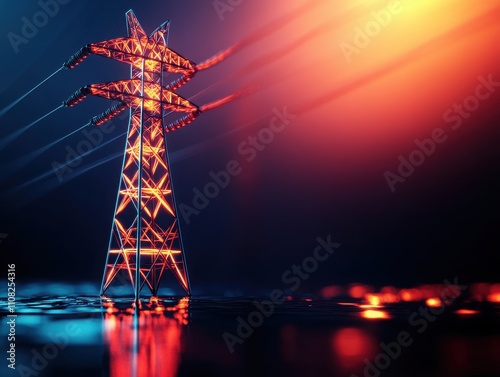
[
  {"x1": 293, "y1": 5, "x2": 500, "y2": 117},
  {"x1": 189, "y1": 21, "x2": 336, "y2": 104},
  {"x1": 199, "y1": 86, "x2": 257, "y2": 113},
  {"x1": 196, "y1": 0, "x2": 323, "y2": 70}
]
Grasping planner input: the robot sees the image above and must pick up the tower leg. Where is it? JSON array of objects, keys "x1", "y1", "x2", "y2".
[{"x1": 100, "y1": 75, "x2": 190, "y2": 299}]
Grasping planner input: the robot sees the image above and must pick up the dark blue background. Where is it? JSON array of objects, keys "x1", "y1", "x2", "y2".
[{"x1": 0, "y1": 0, "x2": 498, "y2": 294}]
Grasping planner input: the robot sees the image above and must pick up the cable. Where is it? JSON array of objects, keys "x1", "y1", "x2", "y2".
[
  {"x1": 0, "y1": 105, "x2": 63, "y2": 150},
  {"x1": 0, "y1": 67, "x2": 63, "y2": 118}
]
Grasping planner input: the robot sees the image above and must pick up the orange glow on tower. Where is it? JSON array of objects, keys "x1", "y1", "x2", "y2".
[
  {"x1": 63, "y1": 10, "x2": 201, "y2": 298},
  {"x1": 99, "y1": 11, "x2": 194, "y2": 298},
  {"x1": 62, "y1": 9, "x2": 254, "y2": 299}
]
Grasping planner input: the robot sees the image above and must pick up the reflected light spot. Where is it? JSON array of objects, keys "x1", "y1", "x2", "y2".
[
  {"x1": 426, "y1": 297, "x2": 442, "y2": 308},
  {"x1": 487, "y1": 293, "x2": 500, "y2": 303},
  {"x1": 320, "y1": 285, "x2": 342, "y2": 299},
  {"x1": 333, "y1": 328, "x2": 369, "y2": 357},
  {"x1": 331, "y1": 327, "x2": 376, "y2": 370},
  {"x1": 399, "y1": 288, "x2": 421, "y2": 302},
  {"x1": 490, "y1": 283, "x2": 500, "y2": 293},
  {"x1": 455, "y1": 309, "x2": 479, "y2": 315},
  {"x1": 361, "y1": 309, "x2": 389, "y2": 320},
  {"x1": 471, "y1": 282, "x2": 490, "y2": 301},
  {"x1": 349, "y1": 284, "x2": 367, "y2": 299},
  {"x1": 365, "y1": 294, "x2": 381, "y2": 306}
]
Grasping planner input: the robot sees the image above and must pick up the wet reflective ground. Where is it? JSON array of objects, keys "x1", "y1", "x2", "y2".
[{"x1": 1, "y1": 283, "x2": 499, "y2": 377}]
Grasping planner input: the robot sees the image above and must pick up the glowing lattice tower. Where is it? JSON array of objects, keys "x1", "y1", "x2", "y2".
[{"x1": 64, "y1": 11, "x2": 200, "y2": 299}]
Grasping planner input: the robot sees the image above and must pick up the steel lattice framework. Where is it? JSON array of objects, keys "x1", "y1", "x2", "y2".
[{"x1": 63, "y1": 10, "x2": 201, "y2": 299}]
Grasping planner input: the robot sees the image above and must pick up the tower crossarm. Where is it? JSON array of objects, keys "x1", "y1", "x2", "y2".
[
  {"x1": 63, "y1": 80, "x2": 199, "y2": 114},
  {"x1": 62, "y1": 10, "x2": 197, "y2": 77},
  {"x1": 63, "y1": 39, "x2": 196, "y2": 76}
]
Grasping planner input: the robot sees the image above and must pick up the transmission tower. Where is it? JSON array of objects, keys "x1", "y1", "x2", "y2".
[{"x1": 63, "y1": 10, "x2": 202, "y2": 300}]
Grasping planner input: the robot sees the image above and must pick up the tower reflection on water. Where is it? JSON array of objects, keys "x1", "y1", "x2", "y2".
[{"x1": 101, "y1": 297, "x2": 189, "y2": 377}]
